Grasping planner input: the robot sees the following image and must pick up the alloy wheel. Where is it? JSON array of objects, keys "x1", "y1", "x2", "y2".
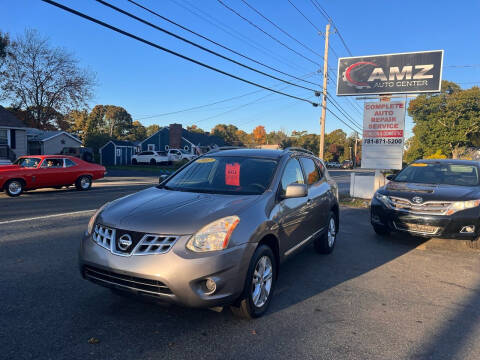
[
  {"x1": 327, "y1": 217, "x2": 336, "y2": 247},
  {"x1": 251, "y1": 256, "x2": 273, "y2": 308}
]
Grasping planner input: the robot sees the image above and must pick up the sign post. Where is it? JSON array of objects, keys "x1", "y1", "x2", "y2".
[{"x1": 361, "y1": 101, "x2": 406, "y2": 170}]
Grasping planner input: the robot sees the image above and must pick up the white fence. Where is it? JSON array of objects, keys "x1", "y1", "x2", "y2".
[{"x1": 350, "y1": 171, "x2": 387, "y2": 199}]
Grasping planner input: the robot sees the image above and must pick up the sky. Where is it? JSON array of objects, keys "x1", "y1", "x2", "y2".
[{"x1": 2, "y1": 0, "x2": 479, "y2": 138}]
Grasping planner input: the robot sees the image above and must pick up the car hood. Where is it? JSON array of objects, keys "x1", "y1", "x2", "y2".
[
  {"x1": 98, "y1": 186, "x2": 261, "y2": 235},
  {"x1": 382, "y1": 181, "x2": 480, "y2": 202}
]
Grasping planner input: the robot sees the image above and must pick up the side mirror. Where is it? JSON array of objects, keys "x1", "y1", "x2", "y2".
[
  {"x1": 386, "y1": 174, "x2": 395, "y2": 181},
  {"x1": 159, "y1": 174, "x2": 168, "y2": 184},
  {"x1": 283, "y1": 183, "x2": 307, "y2": 199}
]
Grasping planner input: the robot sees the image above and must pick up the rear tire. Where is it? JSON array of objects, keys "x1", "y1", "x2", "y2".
[
  {"x1": 5, "y1": 179, "x2": 23, "y2": 197},
  {"x1": 372, "y1": 224, "x2": 390, "y2": 236},
  {"x1": 150, "y1": 158, "x2": 156, "y2": 165},
  {"x1": 132, "y1": 159, "x2": 137, "y2": 165},
  {"x1": 230, "y1": 245, "x2": 276, "y2": 319},
  {"x1": 75, "y1": 175, "x2": 92, "y2": 191},
  {"x1": 314, "y1": 212, "x2": 337, "y2": 254}
]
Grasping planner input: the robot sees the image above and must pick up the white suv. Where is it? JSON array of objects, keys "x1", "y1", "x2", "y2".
[
  {"x1": 131, "y1": 151, "x2": 170, "y2": 165},
  {"x1": 168, "y1": 149, "x2": 196, "y2": 162}
]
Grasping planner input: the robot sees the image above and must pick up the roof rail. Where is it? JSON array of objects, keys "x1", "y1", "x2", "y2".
[
  {"x1": 206, "y1": 146, "x2": 246, "y2": 154},
  {"x1": 283, "y1": 147, "x2": 314, "y2": 155}
]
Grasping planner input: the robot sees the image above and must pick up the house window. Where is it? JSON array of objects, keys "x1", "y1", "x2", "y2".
[
  {"x1": 0, "y1": 129, "x2": 8, "y2": 145},
  {"x1": 165, "y1": 145, "x2": 169, "y2": 150},
  {"x1": 116, "y1": 148, "x2": 121, "y2": 156},
  {"x1": 148, "y1": 144, "x2": 155, "y2": 151}
]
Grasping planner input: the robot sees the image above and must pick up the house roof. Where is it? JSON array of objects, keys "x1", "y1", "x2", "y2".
[
  {"x1": 26, "y1": 129, "x2": 82, "y2": 143},
  {"x1": 110, "y1": 140, "x2": 136, "y2": 147},
  {"x1": 0, "y1": 106, "x2": 26, "y2": 128},
  {"x1": 182, "y1": 129, "x2": 225, "y2": 146}
]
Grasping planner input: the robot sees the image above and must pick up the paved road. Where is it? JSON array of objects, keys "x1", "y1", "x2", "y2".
[{"x1": 1, "y1": 180, "x2": 480, "y2": 360}]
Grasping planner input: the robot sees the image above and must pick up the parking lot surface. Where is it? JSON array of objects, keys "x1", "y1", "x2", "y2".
[{"x1": 1, "y1": 178, "x2": 479, "y2": 360}]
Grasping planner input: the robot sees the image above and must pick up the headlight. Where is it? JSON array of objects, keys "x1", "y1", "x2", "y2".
[
  {"x1": 187, "y1": 216, "x2": 240, "y2": 252},
  {"x1": 446, "y1": 200, "x2": 480, "y2": 215},
  {"x1": 375, "y1": 192, "x2": 391, "y2": 208},
  {"x1": 86, "y1": 202, "x2": 110, "y2": 235}
]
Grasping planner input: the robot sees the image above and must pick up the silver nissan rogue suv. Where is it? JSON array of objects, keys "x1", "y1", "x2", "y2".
[{"x1": 79, "y1": 148, "x2": 339, "y2": 318}]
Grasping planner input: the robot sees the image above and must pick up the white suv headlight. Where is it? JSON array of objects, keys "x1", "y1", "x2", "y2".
[
  {"x1": 187, "y1": 216, "x2": 240, "y2": 252},
  {"x1": 446, "y1": 200, "x2": 480, "y2": 215}
]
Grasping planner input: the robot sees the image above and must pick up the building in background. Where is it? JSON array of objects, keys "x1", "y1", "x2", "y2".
[
  {"x1": 99, "y1": 140, "x2": 137, "y2": 166},
  {"x1": 0, "y1": 105, "x2": 28, "y2": 164},
  {"x1": 26, "y1": 129, "x2": 82, "y2": 155}
]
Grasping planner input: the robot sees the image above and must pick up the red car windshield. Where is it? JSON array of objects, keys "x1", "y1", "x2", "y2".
[{"x1": 14, "y1": 157, "x2": 41, "y2": 168}]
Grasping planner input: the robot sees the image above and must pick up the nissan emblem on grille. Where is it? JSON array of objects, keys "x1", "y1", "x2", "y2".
[
  {"x1": 412, "y1": 196, "x2": 424, "y2": 204},
  {"x1": 118, "y1": 234, "x2": 132, "y2": 250}
]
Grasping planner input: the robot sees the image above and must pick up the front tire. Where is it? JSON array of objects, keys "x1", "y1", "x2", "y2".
[
  {"x1": 5, "y1": 179, "x2": 23, "y2": 197},
  {"x1": 150, "y1": 158, "x2": 156, "y2": 165},
  {"x1": 132, "y1": 158, "x2": 137, "y2": 165},
  {"x1": 75, "y1": 175, "x2": 92, "y2": 191},
  {"x1": 230, "y1": 245, "x2": 276, "y2": 319},
  {"x1": 314, "y1": 212, "x2": 337, "y2": 254},
  {"x1": 372, "y1": 224, "x2": 390, "y2": 236}
]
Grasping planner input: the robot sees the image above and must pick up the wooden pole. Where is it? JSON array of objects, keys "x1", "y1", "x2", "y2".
[{"x1": 319, "y1": 23, "x2": 330, "y2": 159}]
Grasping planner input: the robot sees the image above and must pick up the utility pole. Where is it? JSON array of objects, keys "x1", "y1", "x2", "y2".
[
  {"x1": 354, "y1": 131, "x2": 358, "y2": 167},
  {"x1": 319, "y1": 23, "x2": 330, "y2": 159}
]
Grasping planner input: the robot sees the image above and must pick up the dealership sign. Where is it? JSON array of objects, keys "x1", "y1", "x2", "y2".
[
  {"x1": 362, "y1": 101, "x2": 406, "y2": 170},
  {"x1": 337, "y1": 50, "x2": 443, "y2": 96}
]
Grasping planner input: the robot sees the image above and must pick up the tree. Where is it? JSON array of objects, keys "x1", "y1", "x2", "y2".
[
  {"x1": 186, "y1": 125, "x2": 205, "y2": 134},
  {"x1": 64, "y1": 109, "x2": 89, "y2": 137},
  {"x1": 83, "y1": 104, "x2": 132, "y2": 139},
  {"x1": 126, "y1": 121, "x2": 147, "y2": 141},
  {"x1": 146, "y1": 124, "x2": 161, "y2": 137},
  {"x1": 406, "y1": 80, "x2": 480, "y2": 161},
  {"x1": 0, "y1": 31, "x2": 10, "y2": 67},
  {"x1": 252, "y1": 125, "x2": 267, "y2": 145},
  {"x1": 211, "y1": 124, "x2": 240, "y2": 145},
  {"x1": 1, "y1": 29, "x2": 95, "y2": 129}
]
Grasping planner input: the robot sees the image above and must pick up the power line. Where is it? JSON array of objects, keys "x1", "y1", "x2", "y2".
[
  {"x1": 96, "y1": 0, "x2": 320, "y2": 93},
  {"x1": 286, "y1": 0, "x2": 322, "y2": 33},
  {"x1": 135, "y1": 71, "x2": 317, "y2": 121},
  {"x1": 445, "y1": 64, "x2": 480, "y2": 68},
  {"x1": 41, "y1": 0, "x2": 319, "y2": 107},
  {"x1": 168, "y1": 0, "x2": 312, "y2": 74},
  {"x1": 310, "y1": 0, "x2": 353, "y2": 56},
  {"x1": 238, "y1": 0, "x2": 324, "y2": 60},
  {"x1": 126, "y1": 0, "x2": 322, "y2": 88},
  {"x1": 217, "y1": 0, "x2": 322, "y2": 67}
]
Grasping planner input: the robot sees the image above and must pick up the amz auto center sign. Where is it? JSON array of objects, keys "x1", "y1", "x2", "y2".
[
  {"x1": 337, "y1": 50, "x2": 443, "y2": 96},
  {"x1": 362, "y1": 101, "x2": 406, "y2": 170}
]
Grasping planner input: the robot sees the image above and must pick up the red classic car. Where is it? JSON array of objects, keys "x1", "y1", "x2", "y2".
[{"x1": 0, "y1": 155, "x2": 106, "y2": 197}]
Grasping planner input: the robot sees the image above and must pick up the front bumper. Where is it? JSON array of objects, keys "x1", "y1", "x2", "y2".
[
  {"x1": 370, "y1": 197, "x2": 480, "y2": 239},
  {"x1": 79, "y1": 233, "x2": 256, "y2": 308}
]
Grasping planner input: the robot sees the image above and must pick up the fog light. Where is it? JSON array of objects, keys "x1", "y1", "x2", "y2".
[
  {"x1": 205, "y1": 278, "x2": 216, "y2": 294},
  {"x1": 460, "y1": 226, "x2": 475, "y2": 233}
]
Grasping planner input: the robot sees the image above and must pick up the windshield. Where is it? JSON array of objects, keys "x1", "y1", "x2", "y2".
[
  {"x1": 14, "y1": 157, "x2": 41, "y2": 168},
  {"x1": 394, "y1": 163, "x2": 480, "y2": 186},
  {"x1": 162, "y1": 156, "x2": 278, "y2": 195}
]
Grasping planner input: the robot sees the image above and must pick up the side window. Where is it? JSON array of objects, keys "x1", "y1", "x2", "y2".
[
  {"x1": 147, "y1": 144, "x2": 155, "y2": 151},
  {"x1": 64, "y1": 159, "x2": 77, "y2": 167},
  {"x1": 280, "y1": 158, "x2": 305, "y2": 195},
  {"x1": 41, "y1": 158, "x2": 64, "y2": 168},
  {"x1": 300, "y1": 157, "x2": 321, "y2": 185}
]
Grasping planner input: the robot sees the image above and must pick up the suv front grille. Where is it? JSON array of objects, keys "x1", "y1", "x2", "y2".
[
  {"x1": 92, "y1": 224, "x2": 178, "y2": 256},
  {"x1": 389, "y1": 196, "x2": 452, "y2": 215},
  {"x1": 84, "y1": 266, "x2": 172, "y2": 295}
]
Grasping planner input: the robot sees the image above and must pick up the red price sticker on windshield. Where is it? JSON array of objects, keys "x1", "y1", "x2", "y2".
[{"x1": 225, "y1": 163, "x2": 240, "y2": 186}]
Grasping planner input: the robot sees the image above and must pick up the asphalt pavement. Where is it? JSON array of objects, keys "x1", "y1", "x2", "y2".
[{"x1": 1, "y1": 177, "x2": 480, "y2": 360}]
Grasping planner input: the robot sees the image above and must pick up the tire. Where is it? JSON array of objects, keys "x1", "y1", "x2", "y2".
[
  {"x1": 230, "y1": 245, "x2": 276, "y2": 319},
  {"x1": 132, "y1": 159, "x2": 137, "y2": 165},
  {"x1": 5, "y1": 179, "x2": 23, "y2": 197},
  {"x1": 372, "y1": 223, "x2": 390, "y2": 236},
  {"x1": 314, "y1": 211, "x2": 337, "y2": 254},
  {"x1": 75, "y1": 175, "x2": 92, "y2": 191},
  {"x1": 150, "y1": 158, "x2": 156, "y2": 165}
]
